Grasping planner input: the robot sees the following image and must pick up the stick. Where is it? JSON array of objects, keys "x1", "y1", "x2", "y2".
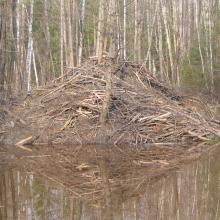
[
  {"x1": 15, "y1": 135, "x2": 39, "y2": 146},
  {"x1": 187, "y1": 131, "x2": 210, "y2": 141}
]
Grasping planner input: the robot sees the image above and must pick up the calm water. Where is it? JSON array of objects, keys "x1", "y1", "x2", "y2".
[{"x1": 1, "y1": 146, "x2": 220, "y2": 220}]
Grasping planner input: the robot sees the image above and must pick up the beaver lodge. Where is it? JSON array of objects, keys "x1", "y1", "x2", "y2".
[{"x1": 1, "y1": 61, "x2": 220, "y2": 146}]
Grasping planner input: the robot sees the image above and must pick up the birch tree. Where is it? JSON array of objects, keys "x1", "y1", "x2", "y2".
[
  {"x1": 160, "y1": 0, "x2": 176, "y2": 84},
  {"x1": 43, "y1": 0, "x2": 52, "y2": 83},
  {"x1": 14, "y1": 0, "x2": 20, "y2": 94},
  {"x1": 0, "y1": 1, "x2": 6, "y2": 93},
  {"x1": 1, "y1": 0, "x2": 220, "y2": 95},
  {"x1": 67, "y1": 0, "x2": 74, "y2": 67},
  {"x1": 78, "y1": 0, "x2": 86, "y2": 66},
  {"x1": 24, "y1": 0, "x2": 34, "y2": 93},
  {"x1": 134, "y1": 0, "x2": 142, "y2": 62},
  {"x1": 108, "y1": 0, "x2": 117, "y2": 58},
  {"x1": 96, "y1": 0, "x2": 106, "y2": 63},
  {"x1": 123, "y1": 0, "x2": 127, "y2": 60},
  {"x1": 60, "y1": 0, "x2": 64, "y2": 77}
]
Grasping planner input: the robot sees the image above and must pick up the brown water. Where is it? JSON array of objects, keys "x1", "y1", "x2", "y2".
[{"x1": 1, "y1": 146, "x2": 220, "y2": 220}]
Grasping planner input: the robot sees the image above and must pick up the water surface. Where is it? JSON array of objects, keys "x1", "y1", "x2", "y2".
[{"x1": 0, "y1": 145, "x2": 220, "y2": 220}]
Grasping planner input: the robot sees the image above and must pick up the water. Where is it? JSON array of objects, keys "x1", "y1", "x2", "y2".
[{"x1": 0, "y1": 146, "x2": 220, "y2": 220}]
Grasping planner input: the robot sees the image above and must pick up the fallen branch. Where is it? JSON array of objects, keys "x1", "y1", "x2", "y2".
[
  {"x1": 15, "y1": 135, "x2": 39, "y2": 146},
  {"x1": 187, "y1": 131, "x2": 210, "y2": 141}
]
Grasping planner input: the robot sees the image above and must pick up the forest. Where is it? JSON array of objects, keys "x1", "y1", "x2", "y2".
[
  {"x1": 2, "y1": 1, "x2": 220, "y2": 219},
  {"x1": 1, "y1": 0, "x2": 220, "y2": 147},
  {"x1": 1, "y1": 0, "x2": 220, "y2": 98}
]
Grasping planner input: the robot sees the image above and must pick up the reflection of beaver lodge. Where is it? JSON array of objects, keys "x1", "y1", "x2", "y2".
[
  {"x1": 1, "y1": 60, "x2": 220, "y2": 146},
  {"x1": 15, "y1": 144, "x2": 205, "y2": 202}
]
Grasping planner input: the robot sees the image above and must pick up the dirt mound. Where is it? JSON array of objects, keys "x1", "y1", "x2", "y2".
[{"x1": 1, "y1": 61, "x2": 220, "y2": 146}]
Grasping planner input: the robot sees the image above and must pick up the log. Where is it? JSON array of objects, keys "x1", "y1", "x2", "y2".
[{"x1": 15, "y1": 135, "x2": 39, "y2": 146}]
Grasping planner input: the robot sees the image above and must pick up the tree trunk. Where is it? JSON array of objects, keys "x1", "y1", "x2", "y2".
[
  {"x1": 78, "y1": 0, "x2": 86, "y2": 66},
  {"x1": 195, "y1": 0, "x2": 207, "y2": 87},
  {"x1": 67, "y1": 0, "x2": 74, "y2": 67},
  {"x1": 0, "y1": 2, "x2": 6, "y2": 93},
  {"x1": 161, "y1": 0, "x2": 175, "y2": 84},
  {"x1": 100, "y1": 70, "x2": 112, "y2": 126},
  {"x1": 96, "y1": 0, "x2": 106, "y2": 63},
  {"x1": 108, "y1": 0, "x2": 117, "y2": 59},
  {"x1": 19, "y1": 1, "x2": 25, "y2": 90},
  {"x1": 32, "y1": 49, "x2": 39, "y2": 88},
  {"x1": 207, "y1": 3, "x2": 214, "y2": 93},
  {"x1": 134, "y1": 0, "x2": 142, "y2": 62},
  {"x1": 43, "y1": 0, "x2": 52, "y2": 83},
  {"x1": 15, "y1": 0, "x2": 20, "y2": 94},
  {"x1": 60, "y1": 0, "x2": 64, "y2": 78},
  {"x1": 123, "y1": 0, "x2": 127, "y2": 60},
  {"x1": 24, "y1": 0, "x2": 34, "y2": 93},
  {"x1": 158, "y1": 16, "x2": 165, "y2": 80}
]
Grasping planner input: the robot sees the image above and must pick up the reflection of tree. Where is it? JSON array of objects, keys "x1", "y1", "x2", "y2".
[
  {"x1": 1, "y1": 148, "x2": 220, "y2": 219},
  {"x1": 69, "y1": 199, "x2": 82, "y2": 220},
  {"x1": 121, "y1": 149, "x2": 220, "y2": 220},
  {"x1": 0, "y1": 173, "x2": 7, "y2": 219},
  {"x1": 0, "y1": 169, "x2": 68, "y2": 220},
  {"x1": 207, "y1": 151, "x2": 220, "y2": 219},
  {"x1": 9, "y1": 170, "x2": 18, "y2": 220},
  {"x1": 32, "y1": 176, "x2": 69, "y2": 219},
  {"x1": 32, "y1": 177, "x2": 48, "y2": 219},
  {"x1": 99, "y1": 158, "x2": 113, "y2": 220}
]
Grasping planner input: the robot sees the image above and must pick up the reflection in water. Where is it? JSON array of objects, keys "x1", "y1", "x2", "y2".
[{"x1": 1, "y1": 148, "x2": 220, "y2": 220}]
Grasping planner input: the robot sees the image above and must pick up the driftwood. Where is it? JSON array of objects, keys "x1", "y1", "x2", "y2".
[{"x1": 15, "y1": 135, "x2": 39, "y2": 147}]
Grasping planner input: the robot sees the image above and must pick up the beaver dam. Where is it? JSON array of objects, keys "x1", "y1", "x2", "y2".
[{"x1": 1, "y1": 61, "x2": 220, "y2": 146}]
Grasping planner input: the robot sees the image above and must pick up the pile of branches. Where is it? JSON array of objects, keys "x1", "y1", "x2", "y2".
[{"x1": 2, "y1": 61, "x2": 220, "y2": 145}]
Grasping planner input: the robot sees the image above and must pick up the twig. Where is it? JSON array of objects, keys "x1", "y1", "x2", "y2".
[{"x1": 15, "y1": 135, "x2": 39, "y2": 147}]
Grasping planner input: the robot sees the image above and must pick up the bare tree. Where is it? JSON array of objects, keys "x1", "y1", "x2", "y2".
[
  {"x1": 96, "y1": 0, "x2": 106, "y2": 63},
  {"x1": 78, "y1": 0, "x2": 86, "y2": 66},
  {"x1": 43, "y1": 0, "x2": 53, "y2": 83},
  {"x1": 67, "y1": 0, "x2": 75, "y2": 67},
  {"x1": 1, "y1": 0, "x2": 220, "y2": 95},
  {"x1": 24, "y1": 0, "x2": 34, "y2": 93},
  {"x1": 134, "y1": 0, "x2": 142, "y2": 62},
  {"x1": 108, "y1": 0, "x2": 117, "y2": 58},
  {"x1": 123, "y1": 0, "x2": 127, "y2": 60},
  {"x1": 60, "y1": 0, "x2": 64, "y2": 78}
]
